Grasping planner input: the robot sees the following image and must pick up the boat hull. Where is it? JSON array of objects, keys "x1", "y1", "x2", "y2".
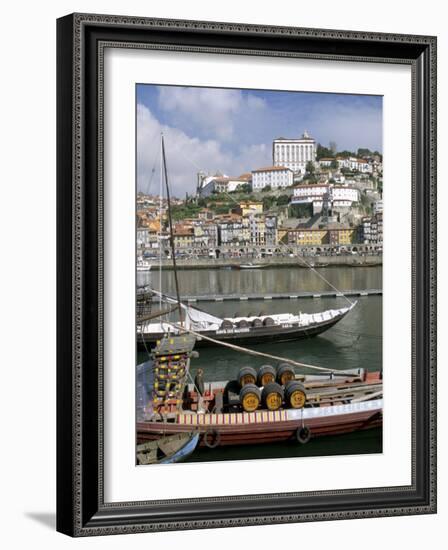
[
  {"x1": 137, "y1": 408, "x2": 382, "y2": 448},
  {"x1": 137, "y1": 310, "x2": 348, "y2": 349},
  {"x1": 159, "y1": 433, "x2": 199, "y2": 463}
]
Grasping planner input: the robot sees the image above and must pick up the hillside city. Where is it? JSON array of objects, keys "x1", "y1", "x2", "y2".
[{"x1": 137, "y1": 131, "x2": 383, "y2": 264}]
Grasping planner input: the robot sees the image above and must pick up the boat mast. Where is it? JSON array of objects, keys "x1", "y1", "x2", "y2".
[{"x1": 161, "y1": 134, "x2": 184, "y2": 327}]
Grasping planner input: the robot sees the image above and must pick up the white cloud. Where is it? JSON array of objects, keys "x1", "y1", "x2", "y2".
[
  {"x1": 157, "y1": 87, "x2": 266, "y2": 142},
  {"x1": 137, "y1": 104, "x2": 270, "y2": 196}
]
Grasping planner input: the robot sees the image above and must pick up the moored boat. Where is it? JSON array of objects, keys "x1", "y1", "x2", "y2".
[
  {"x1": 137, "y1": 259, "x2": 152, "y2": 272},
  {"x1": 137, "y1": 291, "x2": 356, "y2": 349},
  {"x1": 239, "y1": 263, "x2": 265, "y2": 269},
  {"x1": 136, "y1": 338, "x2": 382, "y2": 451},
  {"x1": 137, "y1": 432, "x2": 199, "y2": 464}
]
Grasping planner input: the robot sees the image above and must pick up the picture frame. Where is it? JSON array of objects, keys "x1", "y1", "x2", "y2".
[{"x1": 56, "y1": 13, "x2": 437, "y2": 536}]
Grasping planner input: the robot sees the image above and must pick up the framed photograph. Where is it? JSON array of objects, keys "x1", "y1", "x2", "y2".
[{"x1": 56, "y1": 13, "x2": 437, "y2": 536}]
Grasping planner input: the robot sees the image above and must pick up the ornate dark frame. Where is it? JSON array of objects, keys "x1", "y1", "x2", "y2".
[{"x1": 56, "y1": 13, "x2": 437, "y2": 537}]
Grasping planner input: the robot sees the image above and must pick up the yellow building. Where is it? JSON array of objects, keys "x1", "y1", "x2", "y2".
[
  {"x1": 329, "y1": 228, "x2": 357, "y2": 245},
  {"x1": 277, "y1": 228, "x2": 289, "y2": 244},
  {"x1": 173, "y1": 225, "x2": 194, "y2": 249},
  {"x1": 247, "y1": 215, "x2": 266, "y2": 246},
  {"x1": 286, "y1": 229, "x2": 329, "y2": 245},
  {"x1": 238, "y1": 201, "x2": 263, "y2": 217}
]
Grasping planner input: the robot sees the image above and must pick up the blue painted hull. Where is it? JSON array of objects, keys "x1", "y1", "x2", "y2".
[{"x1": 159, "y1": 433, "x2": 200, "y2": 464}]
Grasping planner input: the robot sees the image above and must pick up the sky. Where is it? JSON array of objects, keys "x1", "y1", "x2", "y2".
[{"x1": 137, "y1": 84, "x2": 382, "y2": 197}]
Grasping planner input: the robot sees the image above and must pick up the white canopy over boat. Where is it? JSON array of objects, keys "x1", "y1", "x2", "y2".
[{"x1": 138, "y1": 289, "x2": 356, "y2": 335}]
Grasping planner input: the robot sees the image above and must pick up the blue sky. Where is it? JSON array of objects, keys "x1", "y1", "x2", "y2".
[{"x1": 137, "y1": 84, "x2": 382, "y2": 196}]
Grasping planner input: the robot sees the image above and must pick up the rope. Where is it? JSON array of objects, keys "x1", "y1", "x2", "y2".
[
  {"x1": 164, "y1": 321, "x2": 360, "y2": 376},
  {"x1": 271, "y1": 238, "x2": 355, "y2": 306},
  {"x1": 142, "y1": 140, "x2": 161, "y2": 196},
  {"x1": 156, "y1": 148, "x2": 355, "y2": 307},
  {"x1": 197, "y1": 186, "x2": 354, "y2": 307}
]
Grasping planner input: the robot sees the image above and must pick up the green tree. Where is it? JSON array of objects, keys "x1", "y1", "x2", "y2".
[
  {"x1": 373, "y1": 151, "x2": 383, "y2": 161},
  {"x1": 262, "y1": 195, "x2": 276, "y2": 210},
  {"x1": 316, "y1": 144, "x2": 335, "y2": 160},
  {"x1": 357, "y1": 148, "x2": 372, "y2": 158},
  {"x1": 303, "y1": 174, "x2": 318, "y2": 184},
  {"x1": 305, "y1": 161, "x2": 315, "y2": 175},
  {"x1": 171, "y1": 204, "x2": 202, "y2": 221},
  {"x1": 261, "y1": 185, "x2": 272, "y2": 192},
  {"x1": 289, "y1": 203, "x2": 313, "y2": 218},
  {"x1": 213, "y1": 204, "x2": 233, "y2": 215},
  {"x1": 241, "y1": 183, "x2": 252, "y2": 193},
  {"x1": 338, "y1": 150, "x2": 355, "y2": 158},
  {"x1": 276, "y1": 194, "x2": 290, "y2": 206},
  {"x1": 330, "y1": 159, "x2": 338, "y2": 169}
]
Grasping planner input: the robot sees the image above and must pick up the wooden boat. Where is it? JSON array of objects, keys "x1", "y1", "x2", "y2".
[
  {"x1": 137, "y1": 259, "x2": 152, "y2": 272},
  {"x1": 239, "y1": 263, "x2": 265, "y2": 269},
  {"x1": 137, "y1": 292, "x2": 356, "y2": 349},
  {"x1": 137, "y1": 351, "x2": 382, "y2": 449},
  {"x1": 136, "y1": 432, "x2": 199, "y2": 464}
]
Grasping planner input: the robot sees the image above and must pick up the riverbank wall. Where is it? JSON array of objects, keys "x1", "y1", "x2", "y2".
[{"x1": 158, "y1": 255, "x2": 382, "y2": 270}]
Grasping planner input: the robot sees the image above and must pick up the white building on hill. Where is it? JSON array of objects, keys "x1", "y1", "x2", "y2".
[
  {"x1": 336, "y1": 157, "x2": 373, "y2": 173},
  {"x1": 251, "y1": 166, "x2": 294, "y2": 190},
  {"x1": 291, "y1": 183, "x2": 360, "y2": 214},
  {"x1": 273, "y1": 131, "x2": 316, "y2": 174},
  {"x1": 198, "y1": 173, "x2": 251, "y2": 197}
]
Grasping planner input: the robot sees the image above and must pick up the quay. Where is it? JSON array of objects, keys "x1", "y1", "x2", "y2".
[
  {"x1": 156, "y1": 254, "x2": 382, "y2": 270},
  {"x1": 182, "y1": 289, "x2": 382, "y2": 303}
]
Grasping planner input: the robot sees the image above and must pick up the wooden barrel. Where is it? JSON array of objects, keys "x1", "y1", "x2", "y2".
[
  {"x1": 277, "y1": 363, "x2": 295, "y2": 385},
  {"x1": 285, "y1": 380, "x2": 307, "y2": 409},
  {"x1": 262, "y1": 382, "x2": 284, "y2": 411},
  {"x1": 257, "y1": 364, "x2": 276, "y2": 386},
  {"x1": 263, "y1": 317, "x2": 275, "y2": 327},
  {"x1": 220, "y1": 319, "x2": 234, "y2": 330},
  {"x1": 239, "y1": 384, "x2": 261, "y2": 412},
  {"x1": 238, "y1": 366, "x2": 257, "y2": 387}
]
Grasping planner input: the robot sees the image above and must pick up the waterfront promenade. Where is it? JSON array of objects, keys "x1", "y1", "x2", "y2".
[{"x1": 157, "y1": 254, "x2": 382, "y2": 270}]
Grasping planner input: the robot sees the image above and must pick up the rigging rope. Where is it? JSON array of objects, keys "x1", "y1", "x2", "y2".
[
  {"x1": 156, "y1": 146, "x2": 355, "y2": 306},
  {"x1": 163, "y1": 321, "x2": 361, "y2": 376},
  {"x1": 143, "y1": 142, "x2": 161, "y2": 196},
  {"x1": 203, "y1": 187, "x2": 354, "y2": 307}
]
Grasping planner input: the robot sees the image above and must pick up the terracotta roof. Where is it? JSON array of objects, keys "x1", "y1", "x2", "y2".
[
  {"x1": 274, "y1": 136, "x2": 315, "y2": 142},
  {"x1": 252, "y1": 166, "x2": 291, "y2": 173},
  {"x1": 293, "y1": 183, "x2": 329, "y2": 189},
  {"x1": 237, "y1": 173, "x2": 252, "y2": 180}
]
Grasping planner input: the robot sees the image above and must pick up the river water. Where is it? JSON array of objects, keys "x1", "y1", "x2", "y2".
[{"x1": 137, "y1": 266, "x2": 382, "y2": 462}]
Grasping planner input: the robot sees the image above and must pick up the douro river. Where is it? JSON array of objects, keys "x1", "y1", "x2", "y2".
[{"x1": 137, "y1": 265, "x2": 382, "y2": 462}]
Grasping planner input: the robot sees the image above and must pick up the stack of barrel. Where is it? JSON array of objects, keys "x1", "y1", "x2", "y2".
[
  {"x1": 151, "y1": 336, "x2": 195, "y2": 414},
  {"x1": 237, "y1": 363, "x2": 307, "y2": 413}
]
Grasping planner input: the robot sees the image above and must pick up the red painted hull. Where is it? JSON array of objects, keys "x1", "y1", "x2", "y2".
[{"x1": 137, "y1": 408, "x2": 382, "y2": 447}]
